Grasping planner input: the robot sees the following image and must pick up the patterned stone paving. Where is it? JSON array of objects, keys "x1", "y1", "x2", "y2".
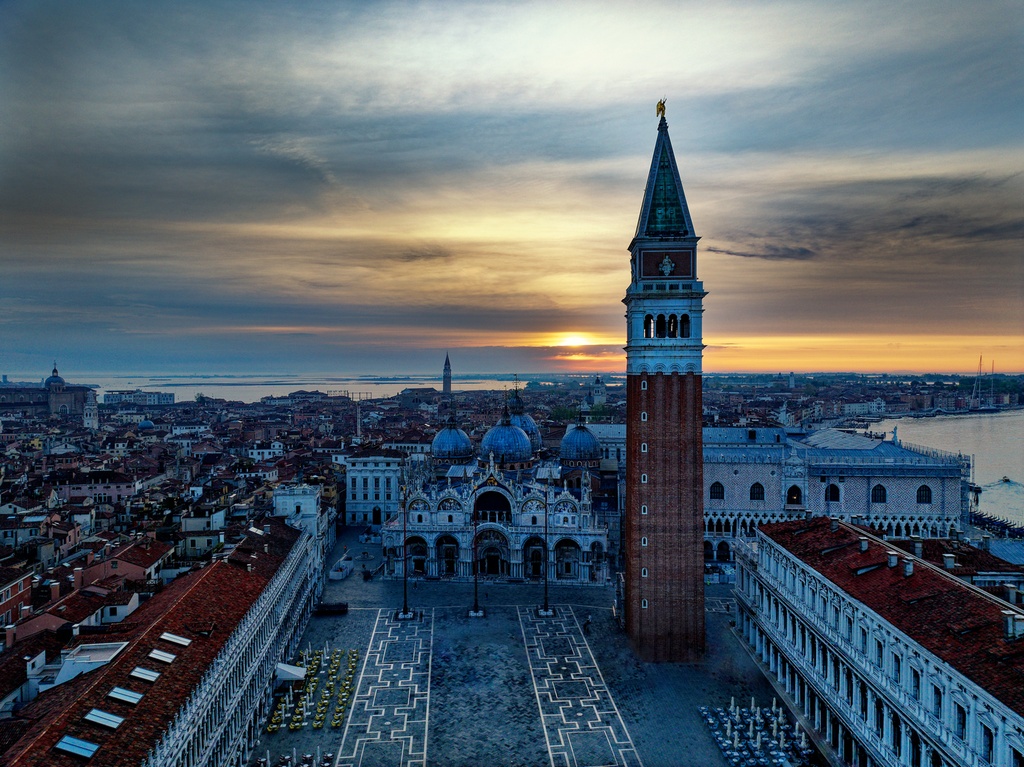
[
  {"x1": 518, "y1": 606, "x2": 643, "y2": 767},
  {"x1": 335, "y1": 610, "x2": 433, "y2": 767},
  {"x1": 705, "y1": 596, "x2": 735, "y2": 614}
]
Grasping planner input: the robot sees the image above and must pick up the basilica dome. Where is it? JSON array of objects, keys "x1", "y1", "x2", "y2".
[
  {"x1": 431, "y1": 416, "x2": 473, "y2": 463},
  {"x1": 45, "y1": 365, "x2": 65, "y2": 388},
  {"x1": 560, "y1": 417, "x2": 602, "y2": 466},
  {"x1": 138, "y1": 419, "x2": 156, "y2": 431},
  {"x1": 507, "y1": 388, "x2": 543, "y2": 453},
  {"x1": 480, "y1": 406, "x2": 533, "y2": 466}
]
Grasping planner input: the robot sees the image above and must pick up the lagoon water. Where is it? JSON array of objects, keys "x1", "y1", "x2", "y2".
[
  {"x1": 874, "y1": 410, "x2": 1024, "y2": 523},
  {"x1": 80, "y1": 373, "x2": 597, "y2": 403}
]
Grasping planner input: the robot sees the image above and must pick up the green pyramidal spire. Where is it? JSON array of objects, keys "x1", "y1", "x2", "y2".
[{"x1": 634, "y1": 115, "x2": 696, "y2": 239}]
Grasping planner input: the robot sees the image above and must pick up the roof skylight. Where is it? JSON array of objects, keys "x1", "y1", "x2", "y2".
[
  {"x1": 56, "y1": 735, "x2": 100, "y2": 757},
  {"x1": 148, "y1": 649, "x2": 176, "y2": 663},
  {"x1": 108, "y1": 687, "x2": 143, "y2": 705},
  {"x1": 130, "y1": 666, "x2": 160, "y2": 682},
  {"x1": 84, "y1": 708, "x2": 124, "y2": 729},
  {"x1": 159, "y1": 632, "x2": 192, "y2": 647}
]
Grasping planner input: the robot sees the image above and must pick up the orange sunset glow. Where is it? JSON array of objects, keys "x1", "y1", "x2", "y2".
[{"x1": 1, "y1": 2, "x2": 1019, "y2": 377}]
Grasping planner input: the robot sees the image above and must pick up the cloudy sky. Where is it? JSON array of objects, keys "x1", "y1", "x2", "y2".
[{"x1": 1, "y1": 0, "x2": 1021, "y2": 379}]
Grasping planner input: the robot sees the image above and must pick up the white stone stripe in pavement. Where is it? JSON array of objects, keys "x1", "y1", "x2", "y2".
[
  {"x1": 518, "y1": 605, "x2": 643, "y2": 767},
  {"x1": 335, "y1": 609, "x2": 433, "y2": 767}
]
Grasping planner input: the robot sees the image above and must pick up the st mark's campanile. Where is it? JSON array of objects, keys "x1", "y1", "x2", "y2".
[{"x1": 623, "y1": 108, "x2": 706, "y2": 662}]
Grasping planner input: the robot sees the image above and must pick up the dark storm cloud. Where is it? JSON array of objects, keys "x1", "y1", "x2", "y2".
[{"x1": 705, "y1": 246, "x2": 817, "y2": 261}]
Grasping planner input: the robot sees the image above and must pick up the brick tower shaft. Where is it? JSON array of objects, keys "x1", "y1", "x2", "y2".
[{"x1": 623, "y1": 110, "x2": 706, "y2": 661}]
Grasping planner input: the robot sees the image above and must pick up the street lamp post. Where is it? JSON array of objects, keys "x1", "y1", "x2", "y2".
[
  {"x1": 398, "y1": 484, "x2": 412, "y2": 620},
  {"x1": 539, "y1": 486, "x2": 553, "y2": 617},
  {"x1": 471, "y1": 507, "x2": 481, "y2": 615}
]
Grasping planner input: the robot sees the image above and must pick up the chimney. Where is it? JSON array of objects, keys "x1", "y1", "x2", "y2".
[
  {"x1": 912, "y1": 538, "x2": 923, "y2": 558},
  {"x1": 246, "y1": 563, "x2": 253, "y2": 572},
  {"x1": 903, "y1": 558, "x2": 914, "y2": 577},
  {"x1": 73, "y1": 568, "x2": 83, "y2": 590},
  {"x1": 19, "y1": 605, "x2": 30, "y2": 618},
  {"x1": 830, "y1": 517, "x2": 839, "y2": 533},
  {"x1": 263, "y1": 524, "x2": 271, "y2": 535},
  {"x1": 1005, "y1": 584, "x2": 1018, "y2": 605},
  {"x1": 4, "y1": 625, "x2": 14, "y2": 650},
  {"x1": 1002, "y1": 610, "x2": 1023, "y2": 640},
  {"x1": 263, "y1": 543, "x2": 269, "y2": 554},
  {"x1": 982, "y1": 534, "x2": 992, "y2": 551},
  {"x1": 887, "y1": 551, "x2": 899, "y2": 568},
  {"x1": 859, "y1": 537, "x2": 869, "y2": 553},
  {"x1": 49, "y1": 581, "x2": 60, "y2": 602},
  {"x1": 943, "y1": 553, "x2": 956, "y2": 570}
]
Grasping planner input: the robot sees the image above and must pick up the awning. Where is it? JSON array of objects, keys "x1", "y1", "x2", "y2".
[{"x1": 275, "y1": 662, "x2": 306, "y2": 682}]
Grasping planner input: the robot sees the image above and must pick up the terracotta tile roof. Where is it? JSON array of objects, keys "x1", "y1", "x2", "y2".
[
  {"x1": 109, "y1": 540, "x2": 172, "y2": 570},
  {"x1": 888, "y1": 538, "x2": 1023, "y2": 576},
  {"x1": 2, "y1": 520, "x2": 301, "y2": 767},
  {"x1": 46, "y1": 591, "x2": 108, "y2": 625},
  {"x1": 761, "y1": 517, "x2": 1024, "y2": 718}
]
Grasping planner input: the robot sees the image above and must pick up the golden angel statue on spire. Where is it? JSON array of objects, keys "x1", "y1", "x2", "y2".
[{"x1": 656, "y1": 99, "x2": 666, "y2": 118}]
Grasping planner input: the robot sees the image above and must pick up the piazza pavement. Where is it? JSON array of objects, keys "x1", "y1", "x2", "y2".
[{"x1": 250, "y1": 528, "x2": 784, "y2": 767}]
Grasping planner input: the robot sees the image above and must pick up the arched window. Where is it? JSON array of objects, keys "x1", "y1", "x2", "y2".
[
  {"x1": 641, "y1": 598, "x2": 648, "y2": 609},
  {"x1": 641, "y1": 504, "x2": 648, "y2": 515},
  {"x1": 644, "y1": 314, "x2": 654, "y2": 339},
  {"x1": 641, "y1": 411, "x2": 648, "y2": 421},
  {"x1": 786, "y1": 485, "x2": 802, "y2": 505},
  {"x1": 641, "y1": 567, "x2": 648, "y2": 577},
  {"x1": 641, "y1": 474, "x2": 648, "y2": 484},
  {"x1": 916, "y1": 485, "x2": 932, "y2": 504},
  {"x1": 871, "y1": 484, "x2": 887, "y2": 504},
  {"x1": 641, "y1": 443, "x2": 648, "y2": 453},
  {"x1": 826, "y1": 484, "x2": 841, "y2": 502},
  {"x1": 667, "y1": 314, "x2": 678, "y2": 338},
  {"x1": 641, "y1": 537, "x2": 648, "y2": 547},
  {"x1": 655, "y1": 314, "x2": 667, "y2": 338},
  {"x1": 640, "y1": 380, "x2": 647, "y2": 391},
  {"x1": 750, "y1": 483, "x2": 765, "y2": 501},
  {"x1": 681, "y1": 314, "x2": 691, "y2": 338},
  {"x1": 710, "y1": 482, "x2": 725, "y2": 500}
]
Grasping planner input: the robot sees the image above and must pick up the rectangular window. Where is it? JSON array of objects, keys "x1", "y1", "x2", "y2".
[
  {"x1": 954, "y1": 704, "x2": 966, "y2": 739},
  {"x1": 911, "y1": 668, "x2": 921, "y2": 700},
  {"x1": 891, "y1": 652, "x2": 901, "y2": 683},
  {"x1": 932, "y1": 685, "x2": 943, "y2": 718},
  {"x1": 859, "y1": 627, "x2": 868, "y2": 653},
  {"x1": 982, "y1": 724, "x2": 994, "y2": 763},
  {"x1": 875, "y1": 639, "x2": 883, "y2": 666}
]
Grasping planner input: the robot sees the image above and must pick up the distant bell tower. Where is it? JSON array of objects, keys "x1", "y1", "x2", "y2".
[
  {"x1": 83, "y1": 390, "x2": 99, "y2": 430},
  {"x1": 443, "y1": 353, "x2": 452, "y2": 396},
  {"x1": 623, "y1": 106, "x2": 706, "y2": 662}
]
